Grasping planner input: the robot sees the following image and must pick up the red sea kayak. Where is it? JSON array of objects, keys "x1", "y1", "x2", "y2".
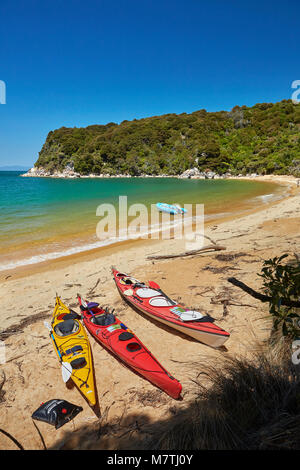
[
  {"x1": 77, "y1": 294, "x2": 182, "y2": 399},
  {"x1": 112, "y1": 268, "x2": 230, "y2": 348}
]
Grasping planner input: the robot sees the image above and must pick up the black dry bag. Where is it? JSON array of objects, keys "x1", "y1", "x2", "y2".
[{"x1": 31, "y1": 399, "x2": 83, "y2": 429}]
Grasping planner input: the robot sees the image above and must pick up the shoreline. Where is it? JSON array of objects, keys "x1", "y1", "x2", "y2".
[
  {"x1": 20, "y1": 167, "x2": 300, "y2": 185},
  {"x1": 0, "y1": 175, "x2": 295, "y2": 281}
]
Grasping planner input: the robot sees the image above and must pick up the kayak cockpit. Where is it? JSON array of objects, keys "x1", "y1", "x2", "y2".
[
  {"x1": 54, "y1": 319, "x2": 79, "y2": 337},
  {"x1": 90, "y1": 313, "x2": 116, "y2": 326}
]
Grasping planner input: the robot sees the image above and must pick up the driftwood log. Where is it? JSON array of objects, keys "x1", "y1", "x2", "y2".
[
  {"x1": 147, "y1": 244, "x2": 226, "y2": 261},
  {"x1": 228, "y1": 277, "x2": 300, "y2": 308}
]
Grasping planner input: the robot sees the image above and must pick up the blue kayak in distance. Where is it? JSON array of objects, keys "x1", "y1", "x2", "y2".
[{"x1": 156, "y1": 203, "x2": 187, "y2": 215}]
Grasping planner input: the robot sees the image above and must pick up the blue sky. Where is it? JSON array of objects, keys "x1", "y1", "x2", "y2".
[{"x1": 0, "y1": 0, "x2": 299, "y2": 167}]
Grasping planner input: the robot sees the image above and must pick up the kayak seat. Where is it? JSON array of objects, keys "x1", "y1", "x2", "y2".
[
  {"x1": 91, "y1": 313, "x2": 116, "y2": 326},
  {"x1": 54, "y1": 320, "x2": 79, "y2": 337}
]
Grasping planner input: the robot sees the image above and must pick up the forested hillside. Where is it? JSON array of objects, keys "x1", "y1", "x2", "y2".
[{"x1": 35, "y1": 99, "x2": 300, "y2": 176}]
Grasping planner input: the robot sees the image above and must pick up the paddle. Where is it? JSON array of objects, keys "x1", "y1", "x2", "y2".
[
  {"x1": 148, "y1": 281, "x2": 177, "y2": 306},
  {"x1": 44, "y1": 321, "x2": 73, "y2": 383},
  {"x1": 61, "y1": 362, "x2": 73, "y2": 383}
]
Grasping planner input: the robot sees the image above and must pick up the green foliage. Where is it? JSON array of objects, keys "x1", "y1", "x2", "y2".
[
  {"x1": 35, "y1": 99, "x2": 300, "y2": 176},
  {"x1": 54, "y1": 352, "x2": 300, "y2": 450},
  {"x1": 259, "y1": 254, "x2": 300, "y2": 339}
]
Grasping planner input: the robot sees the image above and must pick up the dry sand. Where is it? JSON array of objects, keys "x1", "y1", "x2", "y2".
[{"x1": 0, "y1": 175, "x2": 299, "y2": 450}]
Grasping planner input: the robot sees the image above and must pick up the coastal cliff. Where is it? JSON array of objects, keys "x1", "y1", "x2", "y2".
[{"x1": 23, "y1": 99, "x2": 300, "y2": 178}]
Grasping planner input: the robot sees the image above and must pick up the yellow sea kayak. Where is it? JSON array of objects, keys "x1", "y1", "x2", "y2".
[{"x1": 48, "y1": 296, "x2": 96, "y2": 406}]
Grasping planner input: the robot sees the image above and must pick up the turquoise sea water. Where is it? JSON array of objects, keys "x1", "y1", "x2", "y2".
[{"x1": 0, "y1": 171, "x2": 283, "y2": 271}]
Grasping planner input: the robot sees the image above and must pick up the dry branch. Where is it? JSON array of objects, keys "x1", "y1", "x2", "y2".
[
  {"x1": 147, "y1": 244, "x2": 226, "y2": 261},
  {"x1": 210, "y1": 298, "x2": 257, "y2": 309},
  {"x1": 228, "y1": 277, "x2": 300, "y2": 308},
  {"x1": 88, "y1": 278, "x2": 101, "y2": 295}
]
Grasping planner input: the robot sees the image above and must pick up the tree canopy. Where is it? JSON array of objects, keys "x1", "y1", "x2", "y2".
[{"x1": 35, "y1": 99, "x2": 300, "y2": 177}]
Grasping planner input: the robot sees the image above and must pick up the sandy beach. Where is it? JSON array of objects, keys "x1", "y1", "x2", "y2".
[{"x1": 0, "y1": 174, "x2": 299, "y2": 450}]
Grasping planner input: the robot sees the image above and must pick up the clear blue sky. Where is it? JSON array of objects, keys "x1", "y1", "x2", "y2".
[{"x1": 0, "y1": 0, "x2": 299, "y2": 167}]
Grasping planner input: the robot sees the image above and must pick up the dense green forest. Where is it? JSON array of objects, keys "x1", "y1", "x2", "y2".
[{"x1": 35, "y1": 99, "x2": 300, "y2": 176}]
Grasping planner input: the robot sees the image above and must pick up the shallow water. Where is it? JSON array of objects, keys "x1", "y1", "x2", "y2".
[{"x1": 0, "y1": 171, "x2": 283, "y2": 271}]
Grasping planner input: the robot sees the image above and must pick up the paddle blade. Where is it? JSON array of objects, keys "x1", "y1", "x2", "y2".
[
  {"x1": 148, "y1": 281, "x2": 160, "y2": 290},
  {"x1": 44, "y1": 321, "x2": 52, "y2": 332},
  {"x1": 61, "y1": 362, "x2": 73, "y2": 383}
]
